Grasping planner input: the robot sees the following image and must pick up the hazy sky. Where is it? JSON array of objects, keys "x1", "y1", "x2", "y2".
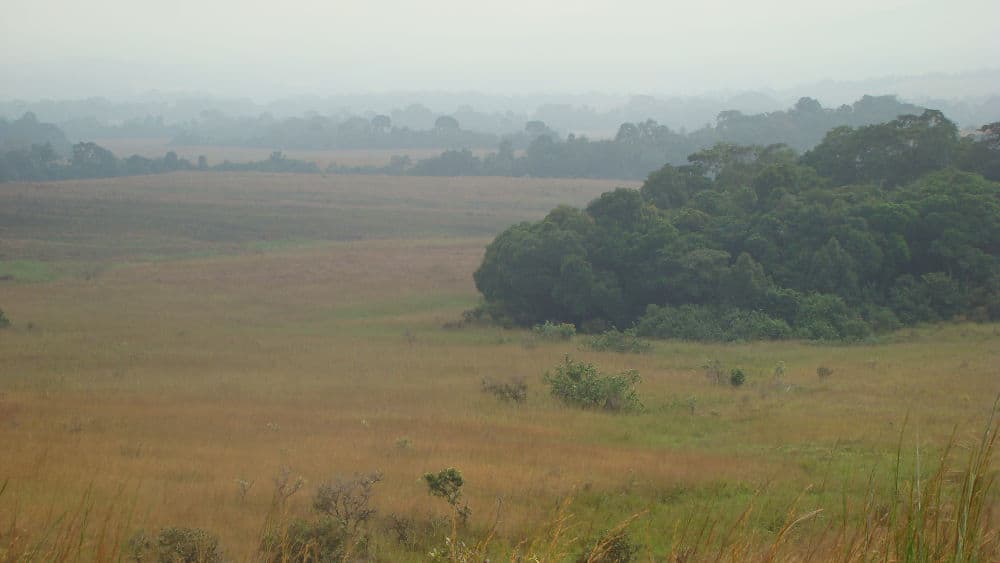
[{"x1": 2, "y1": 0, "x2": 998, "y2": 100}]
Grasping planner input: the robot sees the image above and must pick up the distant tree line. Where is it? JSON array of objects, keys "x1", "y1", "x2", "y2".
[
  {"x1": 356, "y1": 96, "x2": 944, "y2": 180},
  {"x1": 173, "y1": 112, "x2": 501, "y2": 151},
  {"x1": 473, "y1": 111, "x2": 1000, "y2": 341},
  {"x1": 0, "y1": 141, "x2": 318, "y2": 182},
  {"x1": 0, "y1": 96, "x2": 962, "y2": 182}
]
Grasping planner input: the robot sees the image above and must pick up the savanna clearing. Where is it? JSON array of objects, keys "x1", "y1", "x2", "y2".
[{"x1": 0, "y1": 171, "x2": 997, "y2": 561}]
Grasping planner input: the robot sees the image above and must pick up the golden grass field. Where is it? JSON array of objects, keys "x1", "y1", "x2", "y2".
[{"x1": 0, "y1": 171, "x2": 998, "y2": 561}]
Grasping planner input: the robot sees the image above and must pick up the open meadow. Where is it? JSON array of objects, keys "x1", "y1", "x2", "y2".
[{"x1": 0, "y1": 171, "x2": 998, "y2": 561}]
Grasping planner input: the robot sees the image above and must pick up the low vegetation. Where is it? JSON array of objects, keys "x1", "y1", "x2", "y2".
[
  {"x1": 584, "y1": 328, "x2": 651, "y2": 354},
  {"x1": 543, "y1": 356, "x2": 643, "y2": 412},
  {"x1": 480, "y1": 376, "x2": 528, "y2": 403},
  {"x1": 531, "y1": 320, "x2": 577, "y2": 341}
]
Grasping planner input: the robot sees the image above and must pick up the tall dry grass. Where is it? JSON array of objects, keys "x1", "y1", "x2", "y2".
[{"x1": 2, "y1": 399, "x2": 996, "y2": 562}]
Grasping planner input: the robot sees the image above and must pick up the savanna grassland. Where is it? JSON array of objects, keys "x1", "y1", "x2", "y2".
[{"x1": 0, "y1": 171, "x2": 998, "y2": 561}]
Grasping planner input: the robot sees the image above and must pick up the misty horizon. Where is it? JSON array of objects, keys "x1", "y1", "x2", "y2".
[{"x1": 3, "y1": 0, "x2": 998, "y2": 102}]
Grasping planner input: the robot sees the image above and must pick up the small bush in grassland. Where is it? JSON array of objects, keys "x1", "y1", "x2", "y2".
[
  {"x1": 424, "y1": 467, "x2": 471, "y2": 525},
  {"x1": 261, "y1": 471, "x2": 383, "y2": 562},
  {"x1": 312, "y1": 471, "x2": 384, "y2": 535},
  {"x1": 262, "y1": 517, "x2": 347, "y2": 563},
  {"x1": 817, "y1": 365, "x2": 833, "y2": 379},
  {"x1": 544, "y1": 356, "x2": 643, "y2": 412},
  {"x1": 386, "y1": 513, "x2": 417, "y2": 547},
  {"x1": 481, "y1": 376, "x2": 527, "y2": 403},
  {"x1": 729, "y1": 368, "x2": 746, "y2": 387},
  {"x1": 127, "y1": 527, "x2": 222, "y2": 563},
  {"x1": 585, "y1": 328, "x2": 651, "y2": 354},
  {"x1": 532, "y1": 320, "x2": 576, "y2": 341},
  {"x1": 0, "y1": 308, "x2": 9, "y2": 328}
]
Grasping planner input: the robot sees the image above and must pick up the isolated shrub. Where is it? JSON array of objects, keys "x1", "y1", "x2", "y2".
[
  {"x1": 544, "y1": 356, "x2": 642, "y2": 412},
  {"x1": 262, "y1": 518, "x2": 346, "y2": 563},
  {"x1": 312, "y1": 471, "x2": 384, "y2": 535},
  {"x1": 816, "y1": 366, "x2": 833, "y2": 379},
  {"x1": 481, "y1": 376, "x2": 527, "y2": 403},
  {"x1": 0, "y1": 308, "x2": 9, "y2": 328},
  {"x1": 126, "y1": 531, "x2": 153, "y2": 562},
  {"x1": 424, "y1": 467, "x2": 471, "y2": 524},
  {"x1": 386, "y1": 513, "x2": 417, "y2": 547},
  {"x1": 151, "y1": 527, "x2": 222, "y2": 563},
  {"x1": 729, "y1": 368, "x2": 746, "y2": 387},
  {"x1": 532, "y1": 320, "x2": 576, "y2": 340},
  {"x1": 262, "y1": 472, "x2": 383, "y2": 562},
  {"x1": 585, "y1": 328, "x2": 651, "y2": 353},
  {"x1": 424, "y1": 467, "x2": 464, "y2": 506}
]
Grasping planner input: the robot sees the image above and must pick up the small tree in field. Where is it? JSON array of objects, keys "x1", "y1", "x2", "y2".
[{"x1": 424, "y1": 467, "x2": 471, "y2": 524}]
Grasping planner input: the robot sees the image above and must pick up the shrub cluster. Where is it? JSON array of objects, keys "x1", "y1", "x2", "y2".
[
  {"x1": 584, "y1": 328, "x2": 651, "y2": 353},
  {"x1": 481, "y1": 377, "x2": 528, "y2": 403},
  {"x1": 263, "y1": 472, "x2": 384, "y2": 561},
  {"x1": 532, "y1": 320, "x2": 577, "y2": 340},
  {"x1": 128, "y1": 527, "x2": 222, "y2": 563},
  {"x1": 543, "y1": 357, "x2": 642, "y2": 412},
  {"x1": 637, "y1": 305, "x2": 791, "y2": 342}
]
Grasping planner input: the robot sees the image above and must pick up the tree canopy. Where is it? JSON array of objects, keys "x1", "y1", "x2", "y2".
[{"x1": 473, "y1": 112, "x2": 1000, "y2": 340}]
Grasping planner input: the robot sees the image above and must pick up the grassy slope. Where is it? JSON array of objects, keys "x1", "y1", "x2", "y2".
[{"x1": 0, "y1": 171, "x2": 997, "y2": 560}]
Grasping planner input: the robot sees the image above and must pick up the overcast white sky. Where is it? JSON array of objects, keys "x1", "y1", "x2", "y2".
[{"x1": 2, "y1": 0, "x2": 998, "y2": 100}]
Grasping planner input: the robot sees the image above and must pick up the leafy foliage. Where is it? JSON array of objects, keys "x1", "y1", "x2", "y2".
[
  {"x1": 584, "y1": 328, "x2": 651, "y2": 354},
  {"x1": 424, "y1": 468, "x2": 464, "y2": 507},
  {"x1": 474, "y1": 111, "x2": 1000, "y2": 341},
  {"x1": 729, "y1": 368, "x2": 746, "y2": 387},
  {"x1": 532, "y1": 320, "x2": 577, "y2": 340},
  {"x1": 423, "y1": 467, "x2": 471, "y2": 524},
  {"x1": 543, "y1": 357, "x2": 642, "y2": 412}
]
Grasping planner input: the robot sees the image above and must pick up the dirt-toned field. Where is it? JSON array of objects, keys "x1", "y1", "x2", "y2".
[{"x1": 0, "y1": 171, "x2": 997, "y2": 561}]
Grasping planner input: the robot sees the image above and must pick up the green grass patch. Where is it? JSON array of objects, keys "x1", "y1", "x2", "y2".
[{"x1": 0, "y1": 260, "x2": 56, "y2": 282}]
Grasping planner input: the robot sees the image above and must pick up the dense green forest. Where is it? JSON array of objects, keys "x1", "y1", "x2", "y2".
[{"x1": 473, "y1": 111, "x2": 1000, "y2": 341}]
